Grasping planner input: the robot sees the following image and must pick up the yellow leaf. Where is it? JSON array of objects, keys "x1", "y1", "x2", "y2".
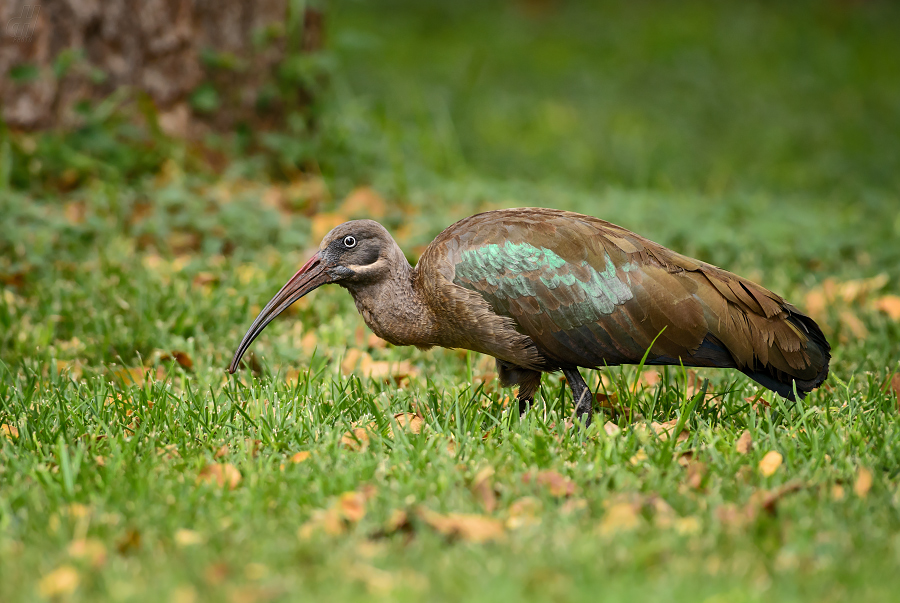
[
  {"x1": 599, "y1": 501, "x2": 641, "y2": 535},
  {"x1": 311, "y1": 212, "x2": 348, "y2": 242},
  {"x1": 854, "y1": 467, "x2": 873, "y2": 499},
  {"x1": 875, "y1": 295, "x2": 900, "y2": 321},
  {"x1": 39, "y1": 565, "x2": 80, "y2": 597},
  {"x1": 735, "y1": 430, "x2": 753, "y2": 454},
  {"x1": 68, "y1": 538, "x2": 107, "y2": 567},
  {"x1": 1, "y1": 423, "x2": 18, "y2": 440},
  {"x1": 291, "y1": 451, "x2": 311, "y2": 463},
  {"x1": 197, "y1": 463, "x2": 242, "y2": 489},
  {"x1": 418, "y1": 509, "x2": 504, "y2": 543},
  {"x1": 759, "y1": 451, "x2": 783, "y2": 477},
  {"x1": 506, "y1": 497, "x2": 542, "y2": 529},
  {"x1": 339, "y1": 186, "x2": 388, "y2": 219},
  {"x1": 338, "y1": 491, "x2": 367, "y2": 523},
  {"x1": 174, "y1": 529, "x2": 204, "y2": 547},
  {"x1": 471, "y1": 467, "x2": 497, "y2": 513}
]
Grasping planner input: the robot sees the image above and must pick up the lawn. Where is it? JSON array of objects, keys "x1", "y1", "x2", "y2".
[{"x1": 2, "y1": 1, "x2": 900, "y2": 601}]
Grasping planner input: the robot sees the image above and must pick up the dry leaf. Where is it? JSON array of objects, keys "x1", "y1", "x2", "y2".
[
  {"x1": 311, "y1": 213, "x2": 348, "y2": 241},
  {"x1": 339, "y1": 491, "x2": 367, "y2": 522},
  {"x1": 759, "y1": 451, "x2": 783, "y2": 477},
  {"x1": 39, "y1": 565, "x2": 80, "y2": 597},
  {"x1": 197, "y1": 463, "x2": 242, "y2": 489},
  {"x1": 599, "y1": 501, "x2": 641, "y2": 535},
  {"x1": 383, "y1": 509, "x2": 411, "y2": 534},
  {"x1": 506, "y1": 497, "x2": 542, "y2": 529},
  {"x1": 390, "y1": 412, "x2": 424, "y2": 436},
  {"x1": 68, "y1": 538, "x2": 107, "y2": 568},
  {"x1": 831, "y1": 484, "x2": 845, "y2": 501},
  {"x1": 685, "y1": 461, "x2": 707, "y2": 490},
  {"x1": 214, "y1": 445, "x2": 228, "y2": 459},
  {"x1": 341, "y1": 425, "x2": 372, "y2": 451},
  {"x1": 298, "y1": 508, "x2": 345, "y2": 538},
  {"x1": 735, "y1": 430, "x2": 753, "y2": 454},
  {"x1": 839, "y1": 310, "x2": 868, "y2": 340},
  {"x1": 1, "y1": 423, "x2": 18, "y2": 440},
  {"x1": 885, "y1": 373, "x2": 900, "y2": 409},
  {"x1": 875, "y1": 295, "x2": 900, "y2": 321},
  {"x1": 603, "y1": 421, "x2": 621, "y2": 437},
  {"x1": 291, "y1": 451, "x2": 311, "y2": 463},
  {"x1": 647, "y1": 419, "x2": 689, "y2": 442},
  {"x1": 174, "y1": 529, "x2": 204, "y2": 547},
  {"x1": 471, "y1": 467, "x2": 497, "y2": 513},
  {"x1": 523, "y1": 470, "x2": 577, "y2": 497},
  {"x1": 341, "y1": 349, "x2": 362, "y2": 375},
  {"x1": 418, "y1": 509, "x2": 504, "y2": 543},
  {"x1": 854, "y1": 467, "x2": 873, "y2": 499},
  {"x1": 340, "y1": 187, "x2": 388, "y2": 219}
]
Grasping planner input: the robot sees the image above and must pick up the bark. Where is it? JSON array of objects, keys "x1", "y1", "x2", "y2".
[{"x1": 0, "y1": 0, "x2": 323, "y2": 134}]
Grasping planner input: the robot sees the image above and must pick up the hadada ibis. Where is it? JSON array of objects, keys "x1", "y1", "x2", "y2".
[{"x1": 229, "y1": 208, "x2": 830, "y2": 426}]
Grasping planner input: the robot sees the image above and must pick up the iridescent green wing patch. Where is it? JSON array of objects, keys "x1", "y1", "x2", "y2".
[{"x1": 453, "y1": 241, "x2": 634, "y2": 324}]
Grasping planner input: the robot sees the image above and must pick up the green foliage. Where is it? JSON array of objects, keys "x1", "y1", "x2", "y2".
[{"x1": 2, "y1": 1, "x2": 900, "y2": 600}]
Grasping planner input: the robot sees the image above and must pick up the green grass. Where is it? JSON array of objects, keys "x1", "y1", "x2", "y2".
[{"x1": 3, "y1": 1, "x2": 900, "y2": 601}]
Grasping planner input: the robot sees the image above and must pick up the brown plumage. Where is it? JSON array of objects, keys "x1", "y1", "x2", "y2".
[{"x1": 229, "y1": 208, "x2": 830, "y2": 426}]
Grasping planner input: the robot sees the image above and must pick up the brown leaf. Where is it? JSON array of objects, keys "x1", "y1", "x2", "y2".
[
  {"x1": 1, "y1": 423, "x2": 18, "y2": 440},
  {"x1": 685, "y1": 461, "x2": 707, "y2": 490},
  {"x1": 383, "y1": 509, "x2": 411, "y2": 535},
  {"x1": 214, "y1": 445, "x2": 229, "y2": 459},
  {"x1": 506, "y1": 496, "x2": 542, "y2": 529},
  {"x1": 735, "y1": 430, "x2": 753, "y2": 454},
  {"x1": 39, "y1": 565, "x2": 80, "y2": 597},
  {"x1": 648, "y1": 419, "x2": 689, "y2": 442},
  {"x1": 338, "y1": 491, "x2": 367, "y2": 523},
  {"x1": 839, "y1": 310, "x2": 868, "y2": 340},
  {"x1": 341, "y1": 349, "x2": 363, "y2": 375},
  {"x1": 758, "y1": 450, "x2": 783, "y2": 477},
  {"x1": 311, "y1": 213, "x2": 348, "y2": 242},
  {"x1": 854, "y1": 467, "x2": 873, "y2": 499},
  {"x1": 523, "y1": 470, "x2": 577, "y2": 497},
  {"x1": 116, "y1": 529, "x2": 142, "y2": 555},
  {"x1": 390, "y1": 412, "x2": 424, "y2": 436},
  {"x1": 339, "y1": 187, "x2": 388, "y2": 219},
  {"x1": 171, "y1": 350, "x2": 194, "y2": 370},
  {"x1": 471, "y1": 467, "x2": 497, "y2": 513},
  {"x1": 360, "y1": 354, "x2": 418, "y2": 384},
  {"x1": 603, "y1": 421, "x2": 621, "y2": 437},
  {"x1": 418, "y1": 508, "x2": 504, "y2": 543},
  {"x1": 341, "y1": 424, "x2": 373, "y2": 451},
  {"x1": 68, "y1": 538, "x2": 107, "y2": 568},
  {"x1": 875, "y1": 295, "x2": 900, "y2": 321},
  {"x1": 290, "y1": 451, "x2": 311, "y2": 464},
  {"x1": 885, "y1": 373, "x2": 900, "y2": 409},
  {"x1": 197, "y1": 463, "x2": 242, "y2": 489},
  {"x1": 598, "y1": 500, "x2": 642, "y2": 535}
]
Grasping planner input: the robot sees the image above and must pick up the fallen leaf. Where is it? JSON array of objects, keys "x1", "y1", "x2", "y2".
[
  {"x1": 647, "y1": 419, "x2": 689, "y2": 442},
  {"x1": 599, "y1": 500, "x2": 641, "y2": 535},
  {"x1": 341, "y1": 349, "x2": 363, "y2": 375},
  {"x1": 418, "y1": 509, "x2": 504, "y2": 543},
  {"x1": 339, "y1": 491, "x2": 367, "y2": 523},
  {"x1": 390, "y1": 412, "x2": 424, "y2": 436},
  {"x1": 523, "y1": 470, "x2": 577, "y2": 497},
  {"x1": 839, "y1": 310, "x2": 868, "y2": 340},
  {"x1": 629, "y1": 450, "x2": 648, "y2": 465},
  {"x1": 471, "y1": 467, "x2": 497, "y2": 512},
  {"x1": 685, "y1": 461, "x2": 707, "y2": 490},
  {"x1": 116, "y1": 529, "x2": 141, "y2": 555},
  {"x1": 875, "y1": 295, "x2": 900, "y2": 321},
  {"x1": 341, "y1": 426, "x2": 372, "y2": 451},
  {"x1": 884, "y1": 373, "x2": 900, "y2": 409},
  {"x1": 291, "y1": 451, "x2": 311, "y2": 463},
  {"x1": 735, "y1": 430, "x2": 753, "y2": 454},
  {"x1": 214, "y1": 445, "x2": 228, "y2": 459},
  {"x1": 360, "y1": 355, "x2": 418, "y2": 384},
  {"x1": 506, "y1": 497, "x2": 542, "y2": 529},
  {"x1": 298, "y1": 508, "x2": 345, "y2": 538},
  {"x1": 171, "y1": 350, "x2": 194, "y2": 370},
  {"x1": 854, "y1": 467, "x2": 873, "y2": 499},
  {"x1": 831, "y1": 484, "x2": 845, "y2": 501},
  {"x1": 174, "y1": 529, "x2": 204, "y2": 547},
  {"x1": 340, "y1": 186, "x2": 388, "y2": 219},
  {"x1": 312, "y1": 213, "x2": 348, "y2": 242},
  {"x1": 759, "y1": 450, "x2": 783, "y2": 477},
  {"x1": 39, "y1": 565, "x2": 80, "y2": 597},
  {"x1": 1, "y1": 423, "x2": 18, "y2": 440},
  {"x1": 197, "y1": 463, "x2": 242, "y2": 489},
  {"x1": 603, "y1": 421, "x2": 621, "y2": 437},
  {"x1": 68, "y1": 538, "x2": 106, "y2": 568},
  {"x1": 383, "y1": 509, "x2": 411, "y2": 534}
]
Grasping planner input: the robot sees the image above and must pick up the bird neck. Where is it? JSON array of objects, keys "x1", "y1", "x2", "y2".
[{"x1": 344, "y1": 251, "x2": 439, "y2": 349}]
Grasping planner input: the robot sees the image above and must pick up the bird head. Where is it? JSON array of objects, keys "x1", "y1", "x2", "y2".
[{"x1": 228, "y1": 220, "x2": 397, "y2": 373}]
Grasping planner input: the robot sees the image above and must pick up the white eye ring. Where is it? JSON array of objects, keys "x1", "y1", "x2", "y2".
[{"x1": 343, "y1": 235, "x2": 357, "y2": 248}]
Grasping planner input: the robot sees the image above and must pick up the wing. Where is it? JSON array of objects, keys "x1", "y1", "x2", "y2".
[{"x1": 425, "y1": 208, "x2": 828, "y2": 396}]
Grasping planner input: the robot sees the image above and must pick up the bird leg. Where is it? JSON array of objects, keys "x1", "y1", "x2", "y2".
[
  {"x1": 496, "y1": 359, "x2": 542, "y2": 416},
  {"x1": 562, "y1": 368, "x2": 593, "y2": 427}
]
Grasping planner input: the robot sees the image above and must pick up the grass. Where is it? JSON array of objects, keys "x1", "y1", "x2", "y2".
[{"x1": 2, "y1": 1, "x2": 900, "y2": 601}]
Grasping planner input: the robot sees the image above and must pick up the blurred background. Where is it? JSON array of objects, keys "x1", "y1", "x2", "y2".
[{"x1": 1, "y1": 0, "x2": 899, "y2": 378}]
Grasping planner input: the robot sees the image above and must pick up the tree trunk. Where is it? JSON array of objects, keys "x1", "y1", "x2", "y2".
[{"x1": 0, "y1": 0, "x2": 323, "y2": 134}]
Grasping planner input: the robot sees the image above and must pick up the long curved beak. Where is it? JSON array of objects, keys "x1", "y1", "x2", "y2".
[{"x1": 228, "y1": 253, "x2": 329, "y2": 373}]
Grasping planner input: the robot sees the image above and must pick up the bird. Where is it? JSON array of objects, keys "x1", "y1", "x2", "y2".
[{"x1": 228, "y1": 208, "x2": 830, "y2": 427}]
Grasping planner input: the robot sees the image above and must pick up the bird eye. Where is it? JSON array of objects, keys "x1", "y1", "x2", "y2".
[{"x1": 343, "y1": 235, "x2": 357, "y2": 248}]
